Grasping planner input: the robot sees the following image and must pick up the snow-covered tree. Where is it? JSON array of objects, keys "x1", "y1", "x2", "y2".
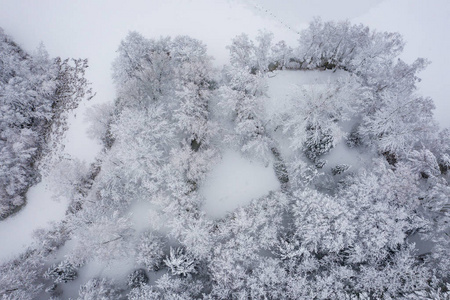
[
  {"x1": 227, "y1": 33, "x2": 255, "y2": 71},
  {"x1": 254, "y1": 30, "x2": 274, "y2": 73},
  {"x1": 128, "y1": 274, "x2": 204, "y2": 300},
  {"x1": 85, "y1": 102, "x2": 115, "y2": 149},
  {"x1": 164, "y1": 247, "x2": 197, "y2": 277},
  {"x1": 127, "y1": 269, "x2": 149, "y2": 288},
  {"x1": 0, "y1": 250, "x2": 46, "y2": 300},
  {"x1": 228, "y1": 31, "x2": 278, "y2": 73},
  {"x1": 66, "y1": 210, "x2": 134, "y2": 266},
  {"x1": 282, "y1": 75, "x2": 360, "y2": 162},
  {"x1": 135, "y1": 231, "x2": 165, "y2": 272},
  {"x1": 296, "y1": 18, "x2": 403, "y2": 72},
  {"x1": 219, "y1": 66, "x2": 273, "y2": 163},
  {"x1": 271, "y1": 40, "x2": 293, "y2": 70},
  {"x1": 44, "y1": 261, "x2": 78, "y2": 284},
  {"x1": 0, "y1": 28, "x2": 93, "y2": 219},
  {"x1": 357, "y1": 59, "x2": 436, "y2": 157},
  {"x1": 282, "y1": 159, "x2": 431, "y2": 298},
  {"x1": 112, "y1": 32, "x2": 173, "y2": 109},
  {"x1": 77, "y1": 278, "x2": 121, "y2": 300}
]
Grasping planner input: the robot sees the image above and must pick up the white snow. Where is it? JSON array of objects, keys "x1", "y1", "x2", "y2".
[
  {"x1": 321, "y1": 141, "x2": 373, "y2": 175},
  {"x1": 200, "y1": 150, "x2": 280, "y2": 219},
  {"x1": 64, "y1": 104, "x2": 103, "y2": 163},
  {"x1": 129, "y1": 201, "x2": 157, "y2": 234},
  {"x1": 128, "y1": 200, "x2": 170, "y2": 234},
  {"x1": 0, "y1": 177, "x2": 69, "y2": 262}
]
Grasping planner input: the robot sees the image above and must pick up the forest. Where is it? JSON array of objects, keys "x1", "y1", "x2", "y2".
[{"x1": 0, "y1": 19, "x2": 449, "y2": 299}]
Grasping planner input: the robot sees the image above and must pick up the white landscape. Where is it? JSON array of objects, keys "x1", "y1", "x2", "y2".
[{"x1": 0, "y1": 1, "x2": 449, "y2": 299}]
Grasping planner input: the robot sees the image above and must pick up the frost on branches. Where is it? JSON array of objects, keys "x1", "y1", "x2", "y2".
[{"x1": 2, "y1": 20, "x2": 449, "y2": 299}]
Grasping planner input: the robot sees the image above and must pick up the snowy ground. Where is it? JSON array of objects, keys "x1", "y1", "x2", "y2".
[
  {"x1": 0, "y1": 177, "x2": 69, "y2": 262},
  {"x1": 200, "y1": 150, "x2": 280, "y2": 219}
]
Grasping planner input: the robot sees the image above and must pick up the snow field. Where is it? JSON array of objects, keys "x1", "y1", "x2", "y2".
[
  {"x1": 200, "y1": 149, "x2": 280, "y2": 219},
  {"x1": 0, "y1": 177, "x2": 69, "y2": 262}
]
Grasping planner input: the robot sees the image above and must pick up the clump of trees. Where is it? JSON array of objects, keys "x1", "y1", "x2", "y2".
[
  {"x1": 1, "y1": 19, "x2": 449, "y2": 299},
  {"x1": 0, "y1": 28, "x2": 93, "y2": 219}
]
